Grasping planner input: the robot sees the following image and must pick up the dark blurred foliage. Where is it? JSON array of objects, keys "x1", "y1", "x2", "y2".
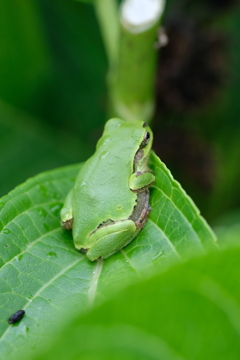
[
  {"x1": 155, "y1": 15, "x2": 226, "y2": 112},
  {"x1": 153, "y1": 0, "x2": 240, "y2": 220},
  {"x1": 36, "y1": 0, "x2": 107, "y2": 140},
  {"x1": 0, "y1": 0, "x2": 240, "y2": 224},
  {"x1": 192, "y1": 0, "x2": 240, "y2": 12},
  {"x1": 153, "y1": 127, "x2": 216, "y2": 193},
  {"x1": 0, "y1": 0, "x2": 107, "y2": 196}
]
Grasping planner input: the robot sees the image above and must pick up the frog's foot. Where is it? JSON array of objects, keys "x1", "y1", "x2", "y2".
[
  {"x1": 86, "y1": 220, "x2": 137, "y2": 261},
  {"x1": 129, "y1": 171, "x2": 155, "y2": 192},
  {"x1": 61, "y1": 218, "x2": 73, "y2": 230},
  {"x1": 80, "y1": 248, "x2": 88, "y2": 254},
  {"x1": 60, "y1": 189, "x2": 73, "y2": 229}
]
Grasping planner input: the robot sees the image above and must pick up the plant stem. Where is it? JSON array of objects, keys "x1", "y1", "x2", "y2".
[
  {"x1": 109, "y1": 0, "x2": 166, "y2": 123},
  {"x1": 94, "y1": 0, "x2": 119, "y2": 66}
]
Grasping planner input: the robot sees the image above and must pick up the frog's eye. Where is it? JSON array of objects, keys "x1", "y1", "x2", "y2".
[
  {"x1": 145, "y1": 132, "x2": 150, "y2": 141},
  {"x1": 140, "y1": 131, "x2": 151, "y2": 148}
]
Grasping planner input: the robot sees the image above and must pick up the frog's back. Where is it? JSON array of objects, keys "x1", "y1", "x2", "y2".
[{"x1": 72, "y1": 119, "x2": 146, "y2": 245}]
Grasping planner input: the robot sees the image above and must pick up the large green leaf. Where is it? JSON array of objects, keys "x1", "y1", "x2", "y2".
[
  {"x1": 33, "y1": 245, "x2": 240, "y2": 360},
  {"x1": 0, "y1": 152, "x2": 216, "y2": 358}
]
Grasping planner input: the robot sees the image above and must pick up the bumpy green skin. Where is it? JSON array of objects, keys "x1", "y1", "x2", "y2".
[{"x1": 61, "y1": 118, "x2": 155, "y2": 261}]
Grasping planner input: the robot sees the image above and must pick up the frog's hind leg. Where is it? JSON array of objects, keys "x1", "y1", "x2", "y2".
[
  {"x1": 60, "y1": 189, "x2": 74, "y2": 229},
  {"x1": 86, "y1": 220, "x2": 137, "y2": 261}
]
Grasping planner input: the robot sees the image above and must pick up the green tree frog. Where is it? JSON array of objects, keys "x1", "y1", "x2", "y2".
[{"x1": 60, "y1": 118, "x2": 155, "y2": 261}]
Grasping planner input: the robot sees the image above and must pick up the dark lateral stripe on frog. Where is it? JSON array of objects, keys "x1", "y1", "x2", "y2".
[
  {"x1": 133, "y1": 149, "x2": 144, "y2": 172},
  {"x1": 128, "y1": 189, "x2": 150, "y2": 230}
]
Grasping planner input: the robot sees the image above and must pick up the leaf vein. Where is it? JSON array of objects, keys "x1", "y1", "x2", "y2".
[
  {"x1": 0, "y1": 200, "x2": 62, "y2": 232},
  {"x1": 0, "y1": 227, "x2": 62, "y2": 271},
  {"x1": 153, "y1": 184, "x2": 203, "y2": 245},
  {"x1": 0, "y1": 256, "x2": 83, "y2": 342},
  {"x1": 88, "y1": 259, "x2": 103, "y2": 306},
  {"x1": 148, "y1": 219, "x2": 182, "y2": 259}
]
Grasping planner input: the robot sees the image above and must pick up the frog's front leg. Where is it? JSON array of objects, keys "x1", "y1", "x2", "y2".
[
  {"x1": 129, "y1": 171, "x2": 155, "y2": 192},
  {"x1": 60, "y1": 189, "x2": 74, "y2": 229},
  {"x1": 84, "y1": 220, "x2": 137, "y2": 261}
]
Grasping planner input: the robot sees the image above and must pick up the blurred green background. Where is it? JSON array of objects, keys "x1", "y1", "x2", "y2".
[
  {"x1": 0, "y1": 0, "x2": 107, "y2": 195},
  {"x1": 0, "y1": 0, "x2": 240, "y2": 228}
]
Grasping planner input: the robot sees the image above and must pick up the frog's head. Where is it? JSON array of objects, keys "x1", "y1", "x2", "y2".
[
  {"x1": 96, "y1": 118, "x2": 153, "y2": 158},
  {"x1": 139, "y1": 121, "x2": 153, "y2": 160}
]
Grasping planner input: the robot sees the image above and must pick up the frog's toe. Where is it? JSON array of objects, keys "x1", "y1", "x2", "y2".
[{"x1": 61, "y1": 218, "x2": 73, "y2": 230}]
